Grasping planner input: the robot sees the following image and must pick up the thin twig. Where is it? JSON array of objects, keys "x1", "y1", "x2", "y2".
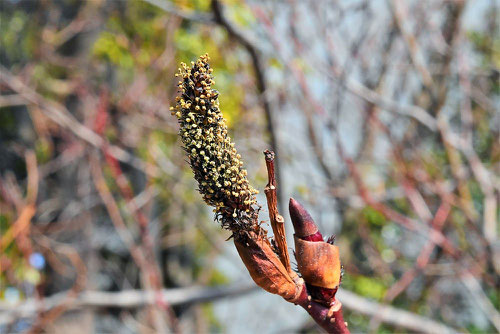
[
  {"x1": 0, "y1": 94, "x2": 27, "y2": 108},
  {"x1": 460, "y1": 271, "x2": 500, "y2": 333},
  {"x1": 263, "y1": 150, "x2": 291, "y2": 273},
  {"x1": 390, "y1": 0, "x2": 433, "y2": 89},
  {"x1": 89, "y1": 152, "x2": 148, "y2": 272},
  {"x1": 0, "y1": 151, "x2": 38, "y2": 259}
]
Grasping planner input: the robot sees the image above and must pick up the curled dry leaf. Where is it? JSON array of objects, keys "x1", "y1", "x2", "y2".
[{"x1": 234, "y1": 231, "x2": 302, "y2": 301}]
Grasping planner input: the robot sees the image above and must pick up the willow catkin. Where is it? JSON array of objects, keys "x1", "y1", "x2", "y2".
[{"x1": 171, "y1": 54, "x2": 259, "y2": 232}]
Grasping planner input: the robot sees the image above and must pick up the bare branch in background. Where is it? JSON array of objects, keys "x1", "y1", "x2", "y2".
[
  {"x1": 0, "y1": 284, "x2": 258, "y2": 326},
  {"x1": 1, "y1": 286, "x2": 458, "y2": 334},
  {"x1": 338, "y1": 289, "x2": 458, "y2": 334},
  {"x1": 0, "y1": 66, "x2": 160, "y2": 177}
]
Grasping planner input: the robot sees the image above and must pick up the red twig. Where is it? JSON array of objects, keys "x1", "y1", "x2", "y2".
[
  {"x1": 294, "y1": 287, "x2": 349, "y2": 333},
  {"x1": 91, "y1": 90, "x2": 177, "y2": 332}
]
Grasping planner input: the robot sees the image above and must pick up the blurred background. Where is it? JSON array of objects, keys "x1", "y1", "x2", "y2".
[{"x1": 0, "y1": 0, "x2": 499, "y2": 333}]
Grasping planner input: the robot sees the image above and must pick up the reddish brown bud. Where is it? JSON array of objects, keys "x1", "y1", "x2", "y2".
[
  {"x1": 289, "y1": 198, "x2": 320, "y2": 238},
  {"x1": 289, "y1": 198, "x2": 342, "y2": 307}
]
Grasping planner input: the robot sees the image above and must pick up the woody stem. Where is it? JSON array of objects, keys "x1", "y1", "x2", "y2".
[
  {"x1": 263, "y1": 150, "x2": 292, "y2": 273},
  {"x1": 293, "y1": 286, "x2": 350, "y2": 333}
]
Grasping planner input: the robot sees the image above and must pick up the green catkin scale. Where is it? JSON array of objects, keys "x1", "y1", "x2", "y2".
[{"x1": 171, "y1": 54, "x2": 259, "y2": 231}]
